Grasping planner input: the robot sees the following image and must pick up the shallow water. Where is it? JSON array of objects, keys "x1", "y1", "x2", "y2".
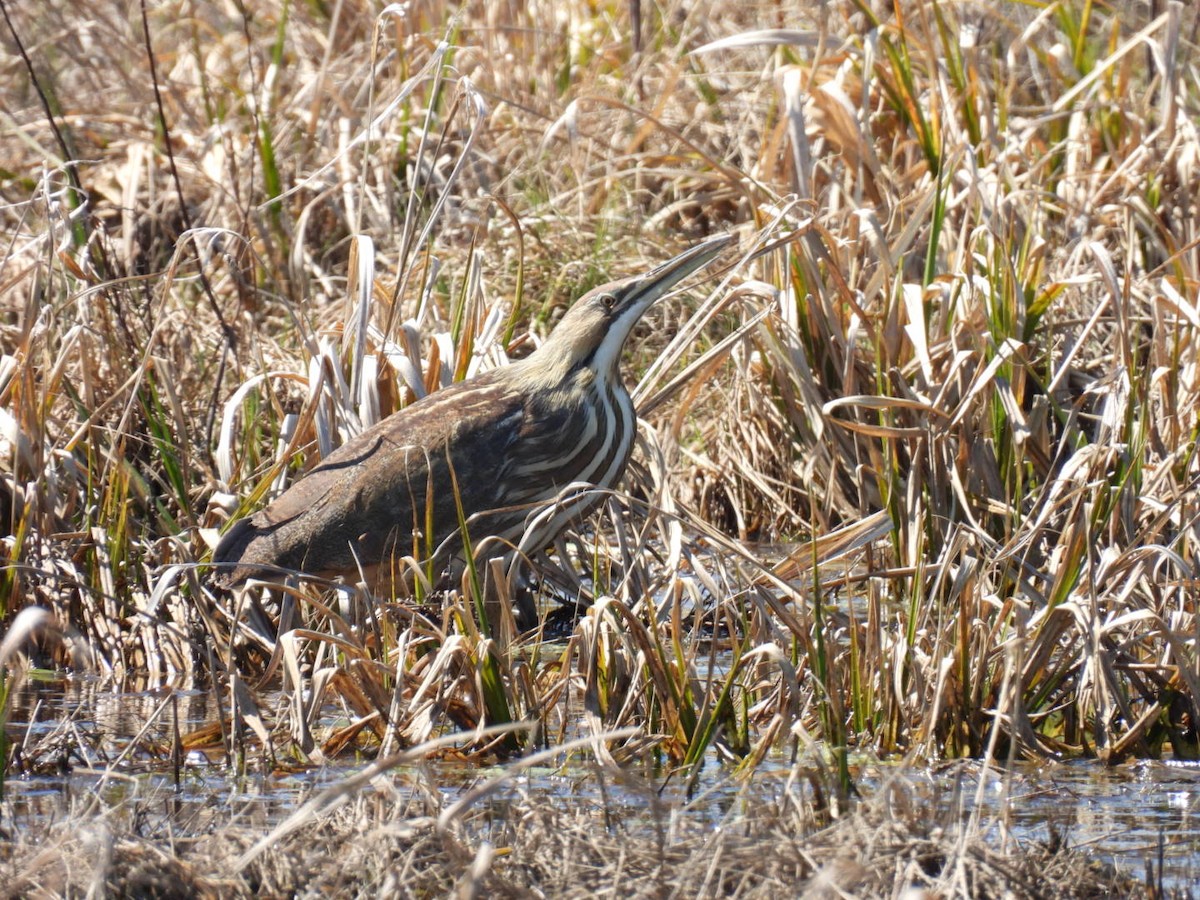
[{"x1": 4, "y1": 679, "x2": 1198, "y2": 890}]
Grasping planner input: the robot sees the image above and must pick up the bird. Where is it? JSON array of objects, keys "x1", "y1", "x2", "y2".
[{"x1": 211, "y1": 233, "x2": 733, "y2": 594}]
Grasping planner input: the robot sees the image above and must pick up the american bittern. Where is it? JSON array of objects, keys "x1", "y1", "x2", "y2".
[{"x1": 212, "y1": 234, "x2": 731, "y2": 591}]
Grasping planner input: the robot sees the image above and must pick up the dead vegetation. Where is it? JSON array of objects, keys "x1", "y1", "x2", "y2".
[
  {"x1": 5, "y1": 0, "x2": 1200, "y2": 894},
  {"x1": 0, "y1": 755, "x2": 1144, "y2": 900}
]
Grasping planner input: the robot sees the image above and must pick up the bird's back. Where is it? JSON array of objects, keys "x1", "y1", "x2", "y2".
[
  {"x1": 211, "y1": 361, "x2": 636, "y2": 588},
  {"x1": 212, "y1": 368, "x2": 527, "y2": 587}
]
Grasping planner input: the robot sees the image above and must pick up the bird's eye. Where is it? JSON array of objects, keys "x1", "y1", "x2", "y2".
[{"x1": 600, "y1": 293, "x2": 616, "y2": 310}]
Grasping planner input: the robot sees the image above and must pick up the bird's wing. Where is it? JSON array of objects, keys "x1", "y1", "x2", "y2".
[{"x1": 212, "y1": 371, "x2": 527, "y2": 584}]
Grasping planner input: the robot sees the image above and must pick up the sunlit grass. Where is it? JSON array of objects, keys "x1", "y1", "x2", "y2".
[{"x1": 3, "y1": 0, "x2": 1200, "y2": 815}]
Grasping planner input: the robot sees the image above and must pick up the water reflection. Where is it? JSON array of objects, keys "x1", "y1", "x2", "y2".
[{"x1": 3, "y1": 680, "x2": 1198, "y2": 888}]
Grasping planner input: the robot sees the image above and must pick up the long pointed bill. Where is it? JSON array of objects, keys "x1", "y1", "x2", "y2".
[
  {"x1": 626, "y1": 233, "x2": 734, "y2": 308},
  {"x1": 580, "y1": 233, "x2": 735, "y2": 379}
]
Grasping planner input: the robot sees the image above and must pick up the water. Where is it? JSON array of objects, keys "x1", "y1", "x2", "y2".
[
  {"x1": 4, "y1": 679, "x2": 1198, "y2": 889},
  {"x1": 999, "y1": 758, "x2": 1200, "y2": 881}
]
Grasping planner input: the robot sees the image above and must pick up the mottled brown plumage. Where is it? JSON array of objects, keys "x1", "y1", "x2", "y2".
[{"x1": 211, "y1": 234, "x2": 731, "y2": 590}]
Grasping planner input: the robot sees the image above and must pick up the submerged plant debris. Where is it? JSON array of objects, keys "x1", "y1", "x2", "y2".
[{"x1": 0, "y1": 743, "x2": 1150, "y2": 900}]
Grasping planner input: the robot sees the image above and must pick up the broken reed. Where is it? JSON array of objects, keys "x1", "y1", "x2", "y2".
[{"x1": 2, "y1": 0, "x2": 1199, "y2": 775}]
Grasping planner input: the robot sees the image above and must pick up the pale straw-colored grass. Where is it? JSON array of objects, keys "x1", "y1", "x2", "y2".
[{"x1": 4, "y1": 0, "x2": 1200, "y2": 839}]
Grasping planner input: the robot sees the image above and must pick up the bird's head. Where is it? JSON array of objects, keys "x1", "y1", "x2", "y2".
[{"x1": 523, "y1": 233, "x2": 733, "y2": 387}]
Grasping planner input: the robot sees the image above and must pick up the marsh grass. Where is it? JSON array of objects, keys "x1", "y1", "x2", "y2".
[
  {"x1": 0, "y1": 747, "x2": 1144, "y2": 898},
  {"x1": 4, "y1": 0, "x2": 1200, "y2": 893}
]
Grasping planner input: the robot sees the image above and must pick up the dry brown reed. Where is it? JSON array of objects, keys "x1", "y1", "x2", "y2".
[
  {"x1": 4, "y1": 1, "x2": 1200, "y2": 890},
  {"x1": 0, "y1": 744, "x2": 1144, "y2": 899}
]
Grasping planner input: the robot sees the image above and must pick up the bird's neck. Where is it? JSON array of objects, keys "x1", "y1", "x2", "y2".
[{"x1": 512, "y1": 341, "x2": 622, "y2": 395}]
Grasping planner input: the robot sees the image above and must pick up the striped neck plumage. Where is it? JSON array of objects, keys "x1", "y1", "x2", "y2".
[{"x1": 513, "y1": 234, "x2": 734, "y2": 394}]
